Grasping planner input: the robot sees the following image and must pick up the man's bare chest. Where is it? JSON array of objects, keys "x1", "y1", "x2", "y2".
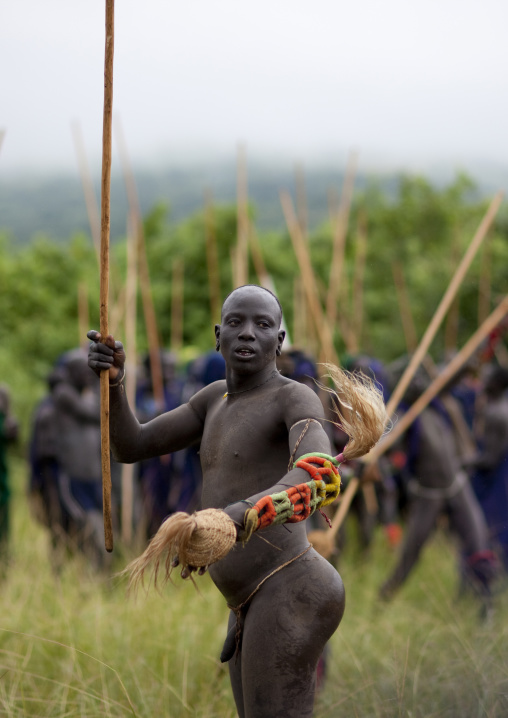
[{"x1": 199, "y1": 393, "x2": 287, "y2": 473}]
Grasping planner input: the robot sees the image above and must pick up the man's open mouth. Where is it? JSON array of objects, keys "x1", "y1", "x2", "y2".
[{"x1": 235, "y1": 347, "x2": 255, "y2": 357}]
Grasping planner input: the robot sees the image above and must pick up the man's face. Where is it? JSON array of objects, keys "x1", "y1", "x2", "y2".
[{"x1": 215, "y1": 287, "x2": 285, "y2": 374}]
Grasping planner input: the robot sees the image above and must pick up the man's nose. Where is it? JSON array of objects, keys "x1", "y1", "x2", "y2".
[{"x1": 238, "y1": 322, "x2": 255, "y2": 340}]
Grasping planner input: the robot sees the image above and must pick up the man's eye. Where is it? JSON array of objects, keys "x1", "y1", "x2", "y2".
[
  {"x1": 258, "y1": 321, "x2": 269, "y2": 328},
  {"x1": 228, "y1": 319, "x2": 239, "y2": 326}
]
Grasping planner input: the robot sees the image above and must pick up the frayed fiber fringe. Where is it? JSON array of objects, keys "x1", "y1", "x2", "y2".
[
  {"x1": 320, "y1": 363, "x2": 390, "y2": 460},
  {"x1": 122, "y1": 508, "x2": 237, "y2": 593}
]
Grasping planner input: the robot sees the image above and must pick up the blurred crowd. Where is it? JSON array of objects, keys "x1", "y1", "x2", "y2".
[
  {"x1": 1, "y1": 332, "x2": 507, "y2": 616},
  {"x1": 23, "y1": 347, "x2": 226, "y2": 571}
]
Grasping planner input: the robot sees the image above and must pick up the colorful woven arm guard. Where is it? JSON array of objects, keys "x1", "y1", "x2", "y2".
[{"x1": 242, "y1": 453, "x2": 341, "y2": 541}]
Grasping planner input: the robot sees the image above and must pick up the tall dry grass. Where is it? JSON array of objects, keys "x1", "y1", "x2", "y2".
[{"x1": 1, "y1": 457, "x2": 507, "y2": 717}]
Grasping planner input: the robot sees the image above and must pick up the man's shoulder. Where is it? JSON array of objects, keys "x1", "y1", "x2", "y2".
[
  {"x1": 188, "y1": 380, "x2": 227, "y2": 419},
  {"x1": 276, "y1": 376, "x2": 316, "y2": 399},
  {"x1": 275, "y1": 377, "x2": 325, "y2": 421}
]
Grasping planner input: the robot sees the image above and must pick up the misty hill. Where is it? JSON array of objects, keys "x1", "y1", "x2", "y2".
[{"x1": 0, "y1": 158, "x2": 505, "y2": 244}]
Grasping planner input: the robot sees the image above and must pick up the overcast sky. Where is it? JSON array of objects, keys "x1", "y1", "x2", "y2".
[{"x1": 2, "y1": 0, "x2": 507, "y2": 175}]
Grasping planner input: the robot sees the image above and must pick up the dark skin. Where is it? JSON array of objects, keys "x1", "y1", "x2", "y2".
[{"x1": 88, "y1": 286, "x2": 345, "y2": 718}]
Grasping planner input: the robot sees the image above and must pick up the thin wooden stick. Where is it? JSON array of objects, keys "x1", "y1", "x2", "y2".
[
  {"x1": 114, "y1": 115, "x2": 165, "y2": 411},
  {"x1": 385, "y1": 191, "x2": 503, "y2": 419},
  {"x1": 319, "y1": 291, "x2": 508, "y2": 550},
  {"x1": 326, "y1": 151, "x2": 358, "y2": 331},
  {"x1": 391, "y1": 261, "x2": 436, "y2": 377},
  {"x1": 444, "y1": 227, "x2": 461, "y2": 356},
  {"x1": 171, "y1": 257, "x2": 184, "y2": 352},
  {"x1": 121, "y1": 211, "x2": 138, "y2": 544},
  {"x1": 109, "y1": 284, "x2": 126, "y2": 336},
  {"x1": 280, "y1": 190, "x2": 339, "y2": 365},
  {"x1": 391, "y1": 261, "x2": 418, "y2": 353},
  {"x1": 204, "y1": 190, "x2": 222, "y2": 324},
  {"x1": 478, "y1": 231, "x2": 492, "y2": 326},
  {"x1": 71, "y1": 121, "x2": 101, "y2": 261},
  {"x1": 326, "y1": 179, "x2": 355, "y2": 352},
  {"x1": 315, "y1": 192, "x2": 503, "y2": 553},
  {"x1": 295, "y1": 163, "x2": 308, "y2": 241},
  {"x1": 99, "y1": 0, "x2": 115, "y2": 552},
  {"x1": 351, "y1": 209, "x2": 376, "y2": 513},
  {"x1": 350, "y1": 210, "x2": 368, "y2": 354},
  {"x1": 77, "y1": 281, "x2": 89, "y2": 348},
  {"x1": 375, "y1": 292, "x2": 508, "y2": 460},
  {"x1": 311, "y1": 195, "x2": 504, "y2": 554},
  {"x1": 248, "y1": 222, "x2": 269, "y2": 287},
  {"x1": 0, "y1": 130, "x2": 5, "y2": 157},
  {"x1": 235, "y1": 143, "x2": 249, "y2": 287},
  {"x1": 293, "y1": 278, "x2": 305, "y2": 347},
  {"x1": 246, "y1": 217, "x2": 293, "y2": 344}
]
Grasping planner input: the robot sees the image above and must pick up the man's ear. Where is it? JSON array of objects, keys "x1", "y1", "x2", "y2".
[
  {"x1": 215, "y1": 324, "x2": 221, "y2": 352},
  {"x1": 276, "y1": 330, "x2": 286, "y2": 357}
]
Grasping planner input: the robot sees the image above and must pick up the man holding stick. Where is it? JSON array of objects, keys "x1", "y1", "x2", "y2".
[
  {"x1": 88, "y1": 284, "x2": 388, "y2": 718},
  {"x1": 378, "y1": 368, "x2": 496, "y2": 611}
]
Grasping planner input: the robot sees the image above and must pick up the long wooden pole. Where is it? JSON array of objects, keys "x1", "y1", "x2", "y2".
[
  {"x1": 78, "y1": 281, "x2": 89, "y2": 348},
  {"x1": 99, "y1": 0, "x2": 115, "y2": 552},
  {"x1": 391, "y1": 261, "x2": 418, "y2": 353},
  {"x1": 310, "y1": 193, "x2": 504, "y2": 555},
  {"x1": 313, "y1": 291, "x2": 508, "y2": 554},
  {"x1": 326, "y1": 186, "x2": 354, "y2": 352},
  {"x1": 247, "y1": 220, "x2": 292, "y2": 345},
  {"x1": 280, "y1": 190, "x2": 339, "y2": 365},
  {"x1": 478, "y1": 232, "x2": 492, "y2": 327},
  {"x1": 391, "y1": 261, "x2": 436, "y2": 376},
  {"x1": 71, "y1": 121, "x2": 101, "y2": 261},
  {"x1": 204, "y1": 190, "x2": 222, "y2": 324},
  {"x1": 350, "y1": 210, "x2": 368, "y2": 354},
  {"x1": 444, "y1": 227, "x2": 461, "y2": 356},
  {"x1": 121, "y1": 211, "x2": 138, "y2": 544},
  {"x1": 235, "y1": 144, "x2": 249, "y2": 287},
  {"x1": 295, "y1": 163, "x2": 308, "y2": 241},
  {"x1": 326, "y1": 151, "x2": 358, "y2": 330},
  {"x1": 171, "y1": 257, "x2": 184, "y2": 352},
  {"x1": 114, "y1": 116, "x2": 165, "y2": 411},
  {"x1": 376, "y1": 292, "x2": 508, "y2": 459},
  {"x1": 385, "y1": 191, "x2": 503, "y2": 418},
  {"x1": 248, "y1": 222, "x2": 269, "y2": 287},
  {"x1": 109, "y1": 285, "x2": 126, "y2": 336},
  {"x1": 293, "y1": 278, "x2": 305, "y2": 347}
]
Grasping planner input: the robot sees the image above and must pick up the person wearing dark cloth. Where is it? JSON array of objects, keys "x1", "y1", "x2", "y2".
[
  {"x1": 88, "y1": 284, "x2": 387, "y2": 718},
  {"x1": 136, "y1": 350, "x2": 184, "y2": 538},
  {"x1": 346, "y1": 356, "x2": 402, "y2": 551},
  {"x1": 470, "y1": 366, "x2": 508, "y2": 574},
  {"x1": 379, "y1": 370, "x2": 496, "y2": 611},
  {"x1": 28, "y1": 367, "x2": 71, "y2": 565},
  {"x1": 171, "y1": 351, "x2": 227, "y2": 516},
  {"x1": 52, "y1": 349, "x2": 110, "y2": 569},
  {"x1": 0, "y1": 385, "x2": 19, "y2": 563}
]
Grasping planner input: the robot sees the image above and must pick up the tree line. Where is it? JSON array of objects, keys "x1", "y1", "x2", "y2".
[{"x1": 1, "y1": 172, "x2": 506, "y2": 442}]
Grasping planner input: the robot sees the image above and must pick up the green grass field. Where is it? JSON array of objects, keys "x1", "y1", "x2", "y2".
[{"x1": 1, "y1": 457, "x2": 507, "y2": 717}]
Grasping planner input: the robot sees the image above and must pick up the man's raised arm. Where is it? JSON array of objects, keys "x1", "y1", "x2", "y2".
[{"x1": 87, "y1": 331, "x2": 204, "y2": 463}]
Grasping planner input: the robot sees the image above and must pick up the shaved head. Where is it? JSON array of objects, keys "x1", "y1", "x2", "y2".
[{"x1": 221, "y1": 285, "x2": 283, "y2": 327}]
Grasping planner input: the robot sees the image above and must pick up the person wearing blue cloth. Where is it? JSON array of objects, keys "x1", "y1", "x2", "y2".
[{"x1": 470, "y1": 366, "x2": 508, "y2": 575}]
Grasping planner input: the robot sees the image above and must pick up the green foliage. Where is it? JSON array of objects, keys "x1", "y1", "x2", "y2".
[
  {"x1": 145, "y1": 202, "x2": 239, "y2": 351},
  {"x1": 0, "y1": 233, "x2": 98, "y2": 442},
  {"x1": 1, "y1": 173, "x2": 507, "y2": 447}
]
